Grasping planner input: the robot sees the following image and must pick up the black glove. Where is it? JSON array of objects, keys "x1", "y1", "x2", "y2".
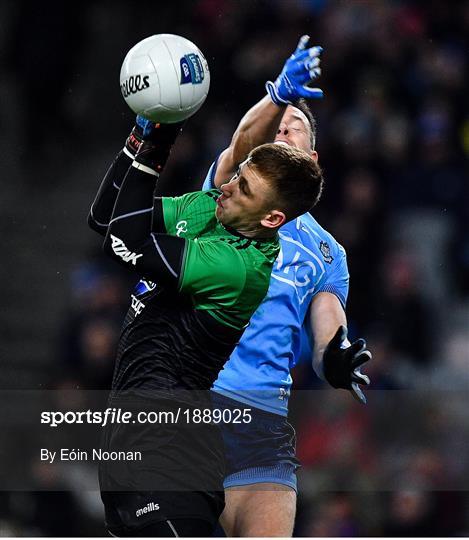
[
  {"x1": 323, "y1": 326, "x2": 371, "y2": 404},
  {"x1": 124, "y1": 116, "x2": 185, "y2": 172}
]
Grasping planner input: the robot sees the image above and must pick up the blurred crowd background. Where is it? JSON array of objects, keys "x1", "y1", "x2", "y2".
[{"x1": 0, "y1": 0, "x2": 468, "y2": 536}]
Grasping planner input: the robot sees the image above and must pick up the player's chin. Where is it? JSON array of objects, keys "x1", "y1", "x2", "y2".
[{"x1": 218, "y1": 212, "x2": 236, "y2": 228}]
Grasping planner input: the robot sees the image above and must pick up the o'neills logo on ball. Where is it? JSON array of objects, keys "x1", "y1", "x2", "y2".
[
  {"x1": 136, "y1": 502, "x2": 160, "y2": 517},
  {"x1": 121, "y1": 74, "x2": 150, "y2": 98}
]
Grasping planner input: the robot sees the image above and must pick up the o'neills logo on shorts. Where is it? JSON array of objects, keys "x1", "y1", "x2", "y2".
[{"x1": 136, "y1": 502, "x2": 160, "y2": 517}]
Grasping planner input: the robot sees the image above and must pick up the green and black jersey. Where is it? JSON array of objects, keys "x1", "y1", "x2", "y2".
[
  {"x1": 89, "y1": 151, "x2": 279, "y2": 396},
  {"x1": 163, "y1": 189, "x2": 279, "y2": 329}
]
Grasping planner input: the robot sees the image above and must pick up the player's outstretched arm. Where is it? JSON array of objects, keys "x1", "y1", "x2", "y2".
[
  {"x1": 88, "y1": 116, "x2": 171, "y2": 237},
  {"x1": 88, "y1": 150, "x2": 133, "y2": 236},
  {"x1": 212, "y1": 35, "x2": 323, "y2": 187},
  {"x1": 101, "y1": 122, "x2": 190, "y2": 286},
  {"x1": 310, "y1": 292, "x2": 371, "y2": 404},
  {"x1": 212, "y1": 96, "x2": 285, "y2": 187}
]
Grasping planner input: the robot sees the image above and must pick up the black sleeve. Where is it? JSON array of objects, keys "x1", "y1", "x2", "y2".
[
  {"x1": 95, "y1": 121, "x2": 192, "y2": 286},
  {"x1": 102, "y1": 161, "x2": 187, "y2": 287},
  {"x1": 88, "y1": 149, "x2": 133, "y2": 236},
  {"x1": 89, "y1": 121, "x2": 191, "y2": 237}
]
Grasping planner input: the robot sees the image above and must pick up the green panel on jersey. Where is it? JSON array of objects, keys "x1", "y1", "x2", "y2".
[{"x1": 162, "y1": 190, "x2": 279, "y2": 329}]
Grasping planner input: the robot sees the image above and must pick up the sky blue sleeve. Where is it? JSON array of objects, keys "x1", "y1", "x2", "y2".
[
  {"x1": 201, "y1": 154, "x2": 220, "y2": 190},
  {"x1": 297, "y1": 245, "x2": 349, "y2": 366},
  {"x1": 316, "y1": 244, "x2": 349, "y2": 308}
]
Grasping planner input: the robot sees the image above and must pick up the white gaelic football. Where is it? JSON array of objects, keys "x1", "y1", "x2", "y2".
[{"x1": 120, "y1": 34, "x2": 210, "y2": 123}]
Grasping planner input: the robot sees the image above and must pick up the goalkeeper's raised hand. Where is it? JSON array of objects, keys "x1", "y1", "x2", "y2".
[
  {"x1": 323, "y1": 326, "x2": 372, "y2": 404},
  {"x1": 266, "y1": 35, "x2": 323, "y2": 106}
]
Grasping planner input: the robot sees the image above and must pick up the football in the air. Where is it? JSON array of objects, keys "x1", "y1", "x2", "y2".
[{"x1": 120, "y1": 34, "x2": 210, "y2": 123}]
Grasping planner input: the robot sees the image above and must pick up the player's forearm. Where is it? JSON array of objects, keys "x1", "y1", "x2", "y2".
[
  {"x1": 103, "y1": 120, "x2": 183, "y2": 253},
  {"x1": 215, "y1": 96, "x2": 285, "y2": 185},
  {"x1": 231, "y1": 95, "x2": 285, "y2": 153},
  {"x1": 312, "y1": 346, "x2": 327, "y2": 381},
  {"x1": 103, "y1": 162, "x2": 156, "y2": 261},
  {"x1": 310, "y1": 292, "x2": 348, "y2": 379},
  {"x1": 88, "y1": 150, "x2": 133, "y2": 236}
]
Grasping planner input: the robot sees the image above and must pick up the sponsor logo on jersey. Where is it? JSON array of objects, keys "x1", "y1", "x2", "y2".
[
  {"x1": 110, "y1": 234, "x2": 143, "y2": 265},
  {"x1": 176, "y1": 220, "x2": 188, "y2": 237},
  {"x1": 120, "y1": 75, "x2": 150, "y2": 98},
  {"x1": 319, "y1": 241, "x2": 333, "y2": 264},
  {"x1": 130, "y1": 294, "x2": 146, "y2": 315},
  {"x1": 135, "y1": 502, "x2": 160, "y2": 517},
  {"x1": 180, "y1": 54, "x2": 204, "y2": 84}
]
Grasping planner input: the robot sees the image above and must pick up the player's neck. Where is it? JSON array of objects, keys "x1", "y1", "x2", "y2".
[
  {"x1": 222, "y1": 221, "x2": 277, "y2": 240},
  {"x1": 235, "y1": 224, "x2": 277, "y2": 240}
]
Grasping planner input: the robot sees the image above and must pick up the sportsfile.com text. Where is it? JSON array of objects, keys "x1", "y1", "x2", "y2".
[{"x1": 40, "y1": 407, "x2": 253, "y2": 427}]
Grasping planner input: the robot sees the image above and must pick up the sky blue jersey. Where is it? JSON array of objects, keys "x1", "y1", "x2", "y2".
[{"x1": 202, "y1": 159, "x2": 349, "y2": 416}]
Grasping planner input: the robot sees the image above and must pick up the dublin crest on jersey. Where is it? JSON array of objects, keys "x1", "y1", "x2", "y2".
[{"x1": 319, "y1": 241, "x2": 333, "y2": 264}]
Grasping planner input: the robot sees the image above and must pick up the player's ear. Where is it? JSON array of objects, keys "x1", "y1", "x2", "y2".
[
  {"x1": 261, "y1": 210, "x2": 286, "y2": 229},
  {"x1": 311, "y1": 150, "x2": 318, "y2": 162}
]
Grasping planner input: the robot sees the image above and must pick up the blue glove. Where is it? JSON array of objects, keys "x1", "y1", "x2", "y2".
[
  {"x1": 136, "y1": 115, "x2": 155, "y2": 138},
  {"x1": 266, "y1": 35, "x2": 323, "y2": 106}
]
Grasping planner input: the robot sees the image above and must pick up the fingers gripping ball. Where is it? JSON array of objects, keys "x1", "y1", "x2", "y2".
[{"x1": 120, "y1": 34, "x2": 210, "y2": 123}]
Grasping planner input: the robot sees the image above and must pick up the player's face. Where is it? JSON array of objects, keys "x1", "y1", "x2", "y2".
[
  {"x1": 274, "y1": 106, "x2": 317, "y2": 160},
  {"x1": 216, "y1": 160, "x2": 277, "y2": 231}
]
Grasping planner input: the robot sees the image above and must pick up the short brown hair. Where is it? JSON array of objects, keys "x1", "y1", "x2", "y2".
[{"x1": 248, "y1": 143, "x2": 324, "y2": 222}]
